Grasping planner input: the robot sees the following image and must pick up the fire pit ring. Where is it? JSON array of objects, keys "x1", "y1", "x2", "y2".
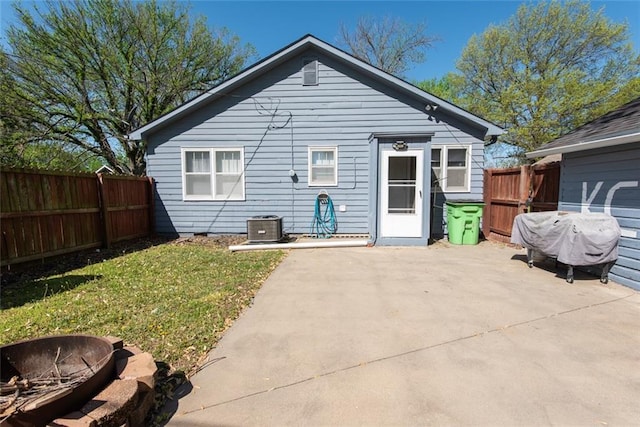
[{"x1": 1, "y1": 334, "x2": 116, "y2": 427}]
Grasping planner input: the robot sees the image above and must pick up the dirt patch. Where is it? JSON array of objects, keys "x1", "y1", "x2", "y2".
[{"x1": 171, "y1": 235, "x2": 246, "y2": 248}]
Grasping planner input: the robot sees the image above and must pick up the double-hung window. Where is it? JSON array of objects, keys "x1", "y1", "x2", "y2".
[
  {"x1": 445, "y1": 148, "x2": 469, "y2": 191},
  {"x1": 308, "y1": 147, "x2": 337, "y2": 186},
  {"x1": 182, "y1": 148, "x2": 244, "y2": 200},
  {"x1": 430, "y1": 146, "x2": 470, "y2": 192}
]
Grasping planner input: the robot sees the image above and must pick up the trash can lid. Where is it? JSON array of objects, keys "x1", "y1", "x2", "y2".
[{"x1": 445, "y1": 200, "x2": 485, "y2": 206}]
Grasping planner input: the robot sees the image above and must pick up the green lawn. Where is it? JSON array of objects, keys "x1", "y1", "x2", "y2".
[{"x1": 0, "y1": 238, "x2": 286, "y2": 374}]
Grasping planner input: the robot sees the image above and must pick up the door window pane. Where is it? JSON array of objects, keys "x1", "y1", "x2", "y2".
[
  {"x1": 389, "y1": 157, "x2": 416, "y2": 181},
  {"x1": 388, "y1": 186, "x2": 416, "y2": 214},
  {"x1": 388, "y1": 155, "x2": 417, "y2": 214}
]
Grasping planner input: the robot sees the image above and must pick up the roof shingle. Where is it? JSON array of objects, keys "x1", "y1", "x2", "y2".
[{"x1": 537, "y1": 97, "x2": 640, "y2": 151}]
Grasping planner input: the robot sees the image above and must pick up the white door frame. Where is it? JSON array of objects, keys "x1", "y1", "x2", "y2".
[{"x1": 380, "y1": 149, "x2": 424, "y2": 238}]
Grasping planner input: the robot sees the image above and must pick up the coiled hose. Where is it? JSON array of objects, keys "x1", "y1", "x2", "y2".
[{"x1": 310, "y1": 192, "x2": 337, "y2": 238}]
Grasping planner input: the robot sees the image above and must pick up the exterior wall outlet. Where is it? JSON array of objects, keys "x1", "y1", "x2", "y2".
[{"x1": 339, "y1": 204, "x2": 347, "y2": 212}]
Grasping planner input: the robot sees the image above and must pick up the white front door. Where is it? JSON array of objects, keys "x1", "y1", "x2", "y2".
[{"x1": 380, "y1": 149, "x2": 424, "y2": 238}]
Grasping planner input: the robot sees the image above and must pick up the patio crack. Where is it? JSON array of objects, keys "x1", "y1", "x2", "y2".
[{"x1": 180, "y1": 293, "x2": 635, "y2": 415}]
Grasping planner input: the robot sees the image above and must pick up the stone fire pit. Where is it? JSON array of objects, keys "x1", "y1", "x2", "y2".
[{"x1": 1, "y1": 335, "x2": 157, "y2": 427}]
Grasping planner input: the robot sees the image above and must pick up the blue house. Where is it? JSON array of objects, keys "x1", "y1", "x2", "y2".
[
  {"x1": 129, "y1": 35, "x2": 503, "y2": 245},
  {"x1": 527, "y1": 97, "x2": 640, "y2": 289}
]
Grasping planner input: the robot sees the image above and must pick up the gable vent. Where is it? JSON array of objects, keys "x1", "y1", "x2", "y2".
[{"x1": 302, "y1": 58, "x2": 318, "y2": 86}]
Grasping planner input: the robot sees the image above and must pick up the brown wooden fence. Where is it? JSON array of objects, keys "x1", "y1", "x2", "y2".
[
  {"x1": 483, "y1": 163, "x2": 560, "y2": 242},
  {"x1": 1, "y1": 169, "x2": 154, "y2": 266}
]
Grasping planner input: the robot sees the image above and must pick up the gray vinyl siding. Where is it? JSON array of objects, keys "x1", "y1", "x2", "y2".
[
  {"x1": 557, "y1": 144, "x2": 640, "y2": 290},
  {"x1": 146, "y1": 47, "x2": 486, "y2": 238}
]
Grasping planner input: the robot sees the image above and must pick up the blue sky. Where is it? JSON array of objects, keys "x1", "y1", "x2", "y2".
[
  {"x1": 1, "y1": 0, "x2": 638, "y2": 81},
  {"x1": 187, "y1": 0, "x2": 640, "y2": 81}
]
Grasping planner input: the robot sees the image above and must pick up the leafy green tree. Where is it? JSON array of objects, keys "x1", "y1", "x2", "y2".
[
  {"x1": 339, "y1": 16, "x2": 439, "y2": 76},
  {"x1": 455, "y1": 0, "x2": 640, "y2": 156},
  {"x1": 1, "y1": 52, "x2": 93, "y2": 171},
  {"x1": 0, "y1": 52, "x2": 38, "y2": 166},
  {"x1": 17, "y1": 143, "x2": 94, "y2": 171},
  {"x1": 415, "y1": 73, "x2": 462, "y2": 104},
  {"x1": 2, "y1": 0, "x2": 255, "y2": 175}
]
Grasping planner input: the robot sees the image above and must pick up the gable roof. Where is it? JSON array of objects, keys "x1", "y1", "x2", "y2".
[
  {"x1": 128, "y1": 34, "x2": 503, "y2": 141},
  {"x1": 95, "y1": 165, "x2": 114, "y2": 174},
  {"x1": 527, "y1": 96, "x2": 640, "y2": 158}
]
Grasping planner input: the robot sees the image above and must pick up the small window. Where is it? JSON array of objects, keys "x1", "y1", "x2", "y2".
[
  {"x1": 431, "y1": 148, "x2": 442, "y2": 190},
  {"x1": 446, "y1": 148, "x2": 468, "y2": 191},
  {"x1": 308, "y1": 147, "x2": 337, "y2": 186},
  {"x1": 182, "y1": 148, "x2": 245, "y2": 200},
  {"x1": 430, "y1": 146, "x2": 470, "y2": 192},
  {"x1": 302, "y1": 58, "x2": 318, "y2": 85}
]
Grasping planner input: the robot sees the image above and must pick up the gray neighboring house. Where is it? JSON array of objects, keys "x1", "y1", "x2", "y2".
[
  {"x1": 129, "y1": 35, "x2": 502, "y2": 246},
  {"x1": 528, "y1": 97, "x2": 640, "y2": 290}
]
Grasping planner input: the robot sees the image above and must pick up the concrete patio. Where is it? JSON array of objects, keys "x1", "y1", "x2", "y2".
[{"x1": 166, "y1": 241, "x2": 640, "y2": 426}]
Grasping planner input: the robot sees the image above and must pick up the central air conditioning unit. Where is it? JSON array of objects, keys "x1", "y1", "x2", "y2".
[{"x1": 247, "y1": 215, "x2": 284, "y2": 243}]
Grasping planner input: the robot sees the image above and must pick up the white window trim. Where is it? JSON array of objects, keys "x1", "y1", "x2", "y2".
[
  {"x1": 431, "y1": 145, "x2": 472, "y2": 192},
  {"x1": 308, "y1": 146, "x2": 338, "y2": 187},
  {"x1": 302, "y1": 58, "x2": 319, "y2": 86},
  {"x1": 181, "y1": 147, "x2": 245, "y2": 201},
  {"x1": 431, "y1": 147, "x2": 443, "y2": 191}
]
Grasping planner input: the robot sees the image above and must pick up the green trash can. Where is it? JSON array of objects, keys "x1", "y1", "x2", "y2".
[{"x1": 446, "y1": 201, "x2": 485, "y2": 245}]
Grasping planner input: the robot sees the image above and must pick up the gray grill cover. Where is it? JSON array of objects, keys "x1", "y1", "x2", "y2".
[{"x1": 511, "y1": 211, "x2": 621, "y2": 266}]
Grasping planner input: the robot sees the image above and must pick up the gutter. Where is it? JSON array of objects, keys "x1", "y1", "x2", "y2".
[{"x1": 526, "y1": 132, "x2": 640, "y2": 158}]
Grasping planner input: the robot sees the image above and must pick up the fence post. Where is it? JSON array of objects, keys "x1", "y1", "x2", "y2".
[
  {"x1": 483, "y1": 169, "x2": 491, "y2": 238},
  {"x1": 97, "y1": 173, "x2": 111, "y2": 248},
  {"x1": 147, "y1": 177, "x2": 155, "y2": 236},
  {"x1": 519, "y1": 165, "x2": 531, "y2": 214}
]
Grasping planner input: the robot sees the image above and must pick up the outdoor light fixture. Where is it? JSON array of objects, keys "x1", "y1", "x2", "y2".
[
  {"x1": 425, "y1": 104, "x2": 438, "y2": 111},
  {"x1": 393, "y1": 141, "x2": 408, "y2": 151}
]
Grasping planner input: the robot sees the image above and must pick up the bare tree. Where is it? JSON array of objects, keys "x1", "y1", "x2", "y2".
[{"x1": 338, "y1": 16, "x2": 439, "y2": 76}]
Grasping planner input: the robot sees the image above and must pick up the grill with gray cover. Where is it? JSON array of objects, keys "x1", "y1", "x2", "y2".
[{"x1": 511, "y1": 211, "x2": 621, "y2": 283}]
